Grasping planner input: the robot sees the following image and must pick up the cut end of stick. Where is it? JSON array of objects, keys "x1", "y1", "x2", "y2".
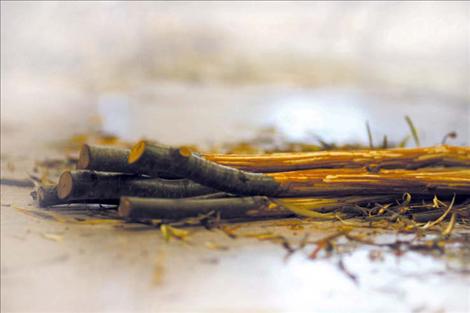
[
  {"x1": 129, "y1": 141, "x2": 147, "y2": 164},
  {"x1": 118, "y1": 197, "x2": 132, "y2": 218},
  {"x1": 178, "y1": 146, "x2": 193, "y2": 158},
  {"x1": 77, "y1": 144, "x2": 91, "y2": 169},
  {"x1": 57, "y1": 171, "x2": 73, "y2": 199}
]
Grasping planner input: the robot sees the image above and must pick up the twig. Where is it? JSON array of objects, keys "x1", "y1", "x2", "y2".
[
  {"x1": 33, "y1": 184, "x2": 118, "y2": 207},
  {"x1": 57, "y1": 170, "x2": 217, "y2": 202},
  {"x1": 118, "y1": 196, "x2": 291, "y2": 220},
  {"x1": 128, "y1": 141, "x2": 283, "y2": 196},
  {"x1": 366, "y1": 121, "x2": 374, "y2": 149},
  {"x1": 205, "y1": 145, "x2": 470, "y2": 172},
  {"x1": 405, "y1": 116, "x2": 420, "y2": 147}
]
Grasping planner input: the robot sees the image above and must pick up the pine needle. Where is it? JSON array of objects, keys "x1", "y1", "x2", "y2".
[
  {"x1": 272, "y1": 198, "x2": 338, "y2": 219},
  {"x1": 442, "y1": 213, "x2": 457, "y2": 237},
  {"x1": 382, "y1": 135, "x2": 388, "y2": 149},
  {"x1": 398, "y1": 135, "x2": 410, "y2": 148},
  {"x1": 422, "y1": 195, "x2": 456, "y2": 230},
  {"x1": 405, "y1": 116, "x2": 420, "y2": 147},
  {"x1": 160, "y1": 224, "x2": 190, "y2": 241},
  {"x1": 366, "y1": 121, "x2": 374, "y2": 148}
]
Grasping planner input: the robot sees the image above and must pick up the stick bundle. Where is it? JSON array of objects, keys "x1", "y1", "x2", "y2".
[{"x1": 32, "y1": 141, "x2": 470, "y2": 222}]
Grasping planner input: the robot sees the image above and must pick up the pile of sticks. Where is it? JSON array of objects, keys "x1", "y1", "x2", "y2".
[{"x1": 34, "y1": 142, "x2": 470, "y2": 222}]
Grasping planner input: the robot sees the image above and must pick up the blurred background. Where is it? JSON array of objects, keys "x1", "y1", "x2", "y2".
[{"x1": 1, "y1": 1, "x2": 469, "y2": 150}]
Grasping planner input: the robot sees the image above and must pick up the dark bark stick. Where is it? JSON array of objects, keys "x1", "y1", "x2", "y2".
[
  {"x1": 57, "y1": 170, "x2": 217, "y2": 202},
  {"x1": 32, "y1": 184, "x2": 118, "y2": 207},
  {"x1": 118, "y1": 196, "x2": 290, "y2": 219},
  {"x1": 128, "y1": 141, "x2": 284, "y2": 196},
  {"x1": 118, "y1": 195, "x2": 405, "y2": 220},
  {"x1": 77, "y1": 144, "x2": 179, "y2": 178}
]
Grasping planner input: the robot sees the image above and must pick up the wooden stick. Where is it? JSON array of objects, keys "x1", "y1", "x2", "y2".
[
  {"x1": 185, "y1": 192, "x2": 234, "y2": 199},
  {"x1": 57, "y1": 170, "x2": 217, "y2": 202},
  {"x1": 77, "y1": 144, "x2": 179, "y2": 178},
  {"x1": 128, "y1": 141, "x2": 282, "y2": 196},
  {"x1": 129, "y1": 141, "x2": 470, "y2": 197},
  {"x1": 269, "y1": 167, "x2": 470, "y2": 197},
  {"x1": 204, "y1": 145, "x2": 470, "y2": 172},
  {"x1": 33, "y1": 184, "x2": 118, "y2": 207},
  {"x1": 118, "y1": 196, "x2": 288, "y2": 219},
  {"x1": 118, "y1": 194, "x2": 403, "y2": 220}
]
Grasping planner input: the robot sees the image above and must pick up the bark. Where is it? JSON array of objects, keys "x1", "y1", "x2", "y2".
[
  {"x1": 118, "y1": 196, "x2": 288, "y2": 219},
  {"x1": 118, "y1": 194, "x2": 404, "y2": 220},
  {"x1": 33, "y1": 184, "x2": 118, "y2": 207},
  {"x1": 57, "y1": 170, "x2": 217, "y2": 202},
  {"x1": 77, "y1": 144, "x2": 178, "y2": 178},
  {"x1": 128, "y1": 141, "x2": 283, "y2": 196}
]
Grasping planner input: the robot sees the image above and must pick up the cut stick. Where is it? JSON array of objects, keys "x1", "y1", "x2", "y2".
[
  {"x1": 118, "y1": 195, "x2": 402, "y2": 220},
  {"x1": 128, "y1": 141, "x2": 283, "y2": 196},
  {"x1": 57, "y1": 170, "x2": 217, "y2": 202},
  {"x1": 204, "y1": 145, "x2": 470, "y2": 172},
  {"x1": 128, "y1": 141, "x2": 470, "y2": 197},
  {"x1": 33, "y1": 184, "x2": 118, "y2": 207},
  {"x1": 77, "y1": 144, "x2": 179, "y2": 178},
  {"x1": 118, "y1": 196, "x2": 288, "y2": 219}
]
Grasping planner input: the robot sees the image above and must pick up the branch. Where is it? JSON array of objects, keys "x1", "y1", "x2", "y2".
[
  {"x1": 118, "y1": 196, "x2": 286, "y2": 220},
  {"x1": 57, "y1": 170, "x2": 217, "y2": 202},
  {"x1": 33, "y1": 184, "x2": 118, "y2": 207},
  {"x1": 128, "y1": 141, "x2": 283, "y2": 196},
  {"x1": 118, "y1": 195, "x2": 402, "y2": 220}
]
